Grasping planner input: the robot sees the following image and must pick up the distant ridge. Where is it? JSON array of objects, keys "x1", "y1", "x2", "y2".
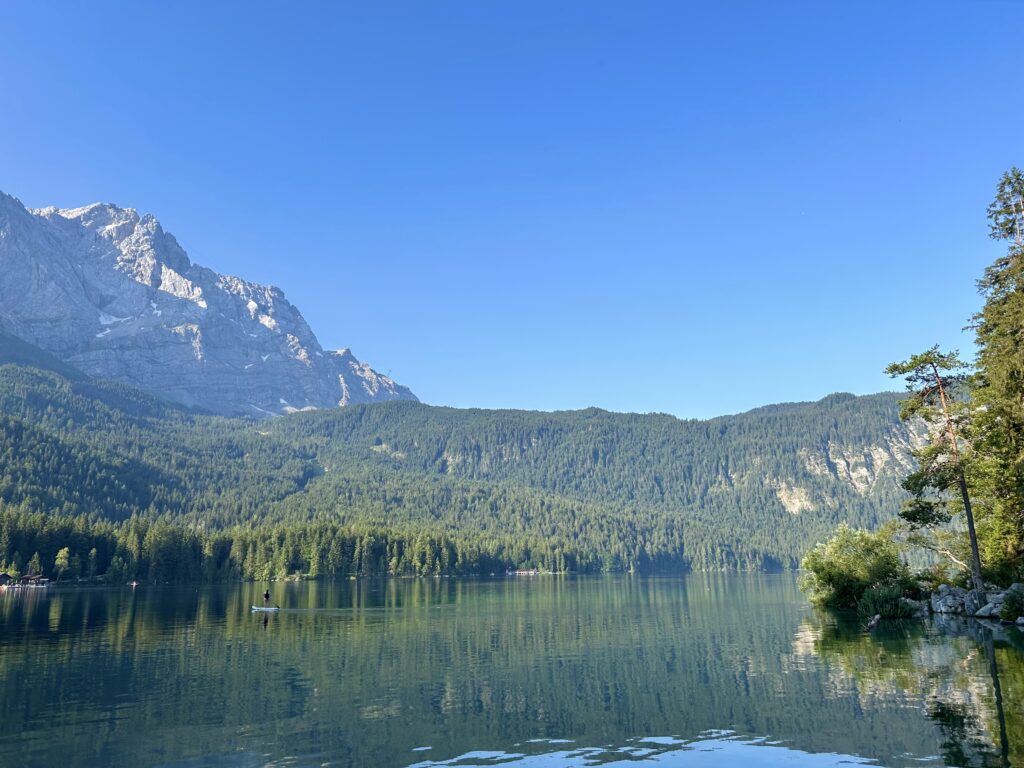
[{"x1": 0, "y1": 348, "x2": 917, "y2": 572}]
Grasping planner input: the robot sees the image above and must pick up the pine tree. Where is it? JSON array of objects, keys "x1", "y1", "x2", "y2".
[
  {"x1": 970, "y1": 167, "x2": 1024, "y2": 579},
  {"x1": 886, "y1": 348, "x2": 985, "y2": 595}
]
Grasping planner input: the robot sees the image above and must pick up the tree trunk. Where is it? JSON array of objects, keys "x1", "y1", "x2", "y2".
[
  {"x1": 934, "y1": 363, "x2": 986, "y2": 597},
  {"x1": 957, "y1": 472, "x2": 987, "y2": 597}
]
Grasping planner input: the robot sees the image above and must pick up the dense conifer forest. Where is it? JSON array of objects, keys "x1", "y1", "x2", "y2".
[{"x1": 0, "y1": 329, "x2": 913, "y2": 582}]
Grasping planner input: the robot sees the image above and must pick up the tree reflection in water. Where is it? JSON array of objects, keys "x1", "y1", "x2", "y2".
[
  {"x1": 800, "y1": 610, "x2": 1022, "y2": 767},
  {"x1": 4, "y1": 577, "x2": 1023, "y2": 767}
]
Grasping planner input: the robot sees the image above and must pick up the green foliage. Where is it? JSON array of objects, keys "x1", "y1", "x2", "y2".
[
  {"x1": 884, "y1": 346, "x2": 971, "y2": 424},
  {"x1": 54, "y1": 546, "x2": 70, "y2": 580},
  {"x1": 1000, "y1": 588, "x2": 1024, "y2": 621},
  {"x1": 857, "y1": 582, "x2": 917, "y2": 620},
  {"x1": 871, "y1": 168, "x2": 1024, "y2": 587},
  {"x1": 984, "y1": 166, "x2": 1024, "y2": 243},
  {"x1": 886, "y1": 341, "x2": 988, "y2": 595},
  {"x1": 885, "y1": 346, "x2": 974, "y2": 529},
  {"x1": 0, "y1": 351, "x2": 916, "y2": 578},
  {"x1": 961, "y1": 167, "x2": 1024, "y2": 580},
  {"x1": 913, "y1": 562, "x2": 961, "y2": 593},
  {"x1": 799, "y1": 523, "x2": 911, "y2": 609}
]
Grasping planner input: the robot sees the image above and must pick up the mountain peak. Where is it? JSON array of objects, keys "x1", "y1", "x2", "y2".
[
  {"x1": 0, "y1": 190, "x2": 416, "y2": 416},
  {"x1": 56, "y1": 200, "x2": 132, "y2": 219}
]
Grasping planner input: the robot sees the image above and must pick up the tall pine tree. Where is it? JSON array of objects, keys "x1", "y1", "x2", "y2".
[{"x1": 970, "y1": 167, "x2": 1024, "y2": 579}]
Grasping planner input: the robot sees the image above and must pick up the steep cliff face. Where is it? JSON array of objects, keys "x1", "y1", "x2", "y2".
[
  {"x1": 768, "y1": 422, "x2": 925, "y2": 514},
  {"x1": 0, "y1": 192, "x2": 415, "y2": 416}
]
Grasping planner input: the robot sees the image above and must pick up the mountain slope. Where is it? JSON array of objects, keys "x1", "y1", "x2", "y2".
[
  {"x1": 0, "y1": 192, "x2": 415, "y2": 416},
  {"x1": 271, "y1": 392, "x2": 920, "y2": 521},
  {"x1": 0, "y1": 355, "x2": 914, "y2": 573}
]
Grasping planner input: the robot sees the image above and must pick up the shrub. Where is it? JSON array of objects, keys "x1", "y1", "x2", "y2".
[
  {"x1": 857, "y1": 582, "x2": 917, "y2": 620},
  {"x1": 914, "y1": 562, "x2": 954, "y2": 594},
  {"x1": 799, "y1": 522, "x2": 911, "y2": 609},
  {"x1": 1000, "y1": 588, "x2": 1024, "y2": 621}
]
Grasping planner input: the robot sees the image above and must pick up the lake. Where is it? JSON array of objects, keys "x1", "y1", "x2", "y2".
[{"x1": 0, "y1": 574, "x2": 1020, "y2": 767}]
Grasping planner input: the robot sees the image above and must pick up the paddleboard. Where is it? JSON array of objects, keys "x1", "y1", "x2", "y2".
[{"x1": 251, "y1": 605, "x2": 280, "y2": 612}]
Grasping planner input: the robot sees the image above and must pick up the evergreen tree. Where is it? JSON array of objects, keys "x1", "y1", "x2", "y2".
[
  {"x1": 970, "y1": 167, "x2": 1024, "y2": 579},
  {"x1": 886, "y1": 348, "x2": 985, "y2": 594}
]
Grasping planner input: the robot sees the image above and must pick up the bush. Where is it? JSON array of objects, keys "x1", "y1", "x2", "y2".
[
  {"x1": 800, "y1": 522, "x2": 911, "y2": 609},
  {"x1": 857, "y1": 582, "x2": 917, "y2": 620},
  {"x1": 1000, "y1": 588, "x2": 1024, "y2": 621},
  {"x1": 914, "y1": 562, "x2": 955, "y2": 594}
]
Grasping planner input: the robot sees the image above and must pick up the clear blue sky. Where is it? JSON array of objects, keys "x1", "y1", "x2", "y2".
[{"x1": 1, "y1": 2, "x2": 1019, "y2": 418}]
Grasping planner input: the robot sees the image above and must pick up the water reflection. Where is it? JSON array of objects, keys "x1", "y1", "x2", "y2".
[
  {"x1": 0, "y1": 575, "x2": 1020, "y2": 768},
  {"x1": 409, "y1": 732, "x2": 879, "y2": 767},
  {"x1": 796, "y1": 610, "x2": 1022, "y2": 767}
]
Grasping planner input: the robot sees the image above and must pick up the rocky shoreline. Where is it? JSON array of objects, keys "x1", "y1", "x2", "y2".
[{"x1": 917, "y1": 583, "x2": 1024, "y2": 625}]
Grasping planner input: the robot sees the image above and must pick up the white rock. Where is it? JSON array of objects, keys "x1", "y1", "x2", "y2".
[
  {"x1": 0, "y1": 192, "x2": 416, "y2": 416},
  {"x1": 975, "y1": 602, "x2": 1001, "y2": 618}
]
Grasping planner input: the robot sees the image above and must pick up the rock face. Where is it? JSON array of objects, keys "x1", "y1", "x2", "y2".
[
  {"x1": 931, "y1": 585, "x2": 968, "y2": 614},
  {"x1": 0, "y1": 192, "x2": 416, "y2": 416},
  {"x1": 963, "y1": 588, "x2": 986, "y2": 617},
  {"x1": 974, "y1": 600, "x2": 1001, "y2": 618},
  {"x1": 930, "y1": 583, "x2": 1024, "y2": 623},
  {"x1": 767, "y1": 398, "x2": 927, "y2": 514}
]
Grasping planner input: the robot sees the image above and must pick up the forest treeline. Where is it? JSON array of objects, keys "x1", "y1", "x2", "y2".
[{"x1": 0, "y1": 327, "x2": 914, "y2": 581}]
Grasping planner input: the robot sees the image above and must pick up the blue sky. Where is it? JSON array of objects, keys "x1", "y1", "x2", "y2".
[{"x1": 1, "y1": 1, "x2": 1019, "y2": 418}]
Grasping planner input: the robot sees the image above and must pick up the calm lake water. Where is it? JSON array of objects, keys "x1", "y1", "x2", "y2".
[{"x1": 0, "y1": 574, "x2": 1020, "y2": 768}]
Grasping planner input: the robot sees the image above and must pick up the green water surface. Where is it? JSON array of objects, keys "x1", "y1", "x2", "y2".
[{"x1": 0, "y1": 574, "x2": 1020, "y2": 767}]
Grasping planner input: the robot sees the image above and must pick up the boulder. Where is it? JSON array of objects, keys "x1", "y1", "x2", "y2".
[
  {"x1": 932, "y1": 587, "x2": 967, "y2": 614},
  {"x1": 964, "y1": 589, "x2": 987, "y2": 616},
  {"x1": 932, "y1": 593, "x2": 963, "y2": 614},
  {"x1": 975, "y1": 601, "x2": 1001, "y2": 618}
]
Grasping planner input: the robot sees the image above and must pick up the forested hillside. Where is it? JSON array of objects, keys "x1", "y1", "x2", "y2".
[{"x1": 0, "y1": 333, "x2": 916, "y2": 580}]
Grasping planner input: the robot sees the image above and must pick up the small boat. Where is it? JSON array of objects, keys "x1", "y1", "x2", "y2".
[{"x1": 251, "y1": 605, "x2": 280, "y2": 612}]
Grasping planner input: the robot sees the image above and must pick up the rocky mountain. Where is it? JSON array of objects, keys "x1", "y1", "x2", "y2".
[{"x1": 0, "y1": 192, "x2": 415, "y2": 416}]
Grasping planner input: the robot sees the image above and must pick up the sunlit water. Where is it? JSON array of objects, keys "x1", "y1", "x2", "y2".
[{"x1": 0, "y1": 575, "x2": 1020, "y2": 767}]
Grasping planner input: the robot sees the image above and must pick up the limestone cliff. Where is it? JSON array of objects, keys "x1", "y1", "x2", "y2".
[{"x1": 0, "y1": 192, "x2": 415, "y2": 416}]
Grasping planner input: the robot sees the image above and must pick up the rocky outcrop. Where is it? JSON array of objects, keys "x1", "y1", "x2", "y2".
[
  {"x1": 964, "y1": 588, "x2": 986, "y2": 616},
  {"x1": 799, "y1": 426, "x2": 925, "y2": 496},
  {"x1": 767, "y1": 420, "x2": 925, "y2": 513},
  {"x1": 0, "y1": 192, "x2": 416, "y2": 416},
  {"x1": 929, "y1": 583, "x2": 1024, "y2": 624},
  {"x1": 931, "y1": 584, "x2": 968, "y2": 614}
]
